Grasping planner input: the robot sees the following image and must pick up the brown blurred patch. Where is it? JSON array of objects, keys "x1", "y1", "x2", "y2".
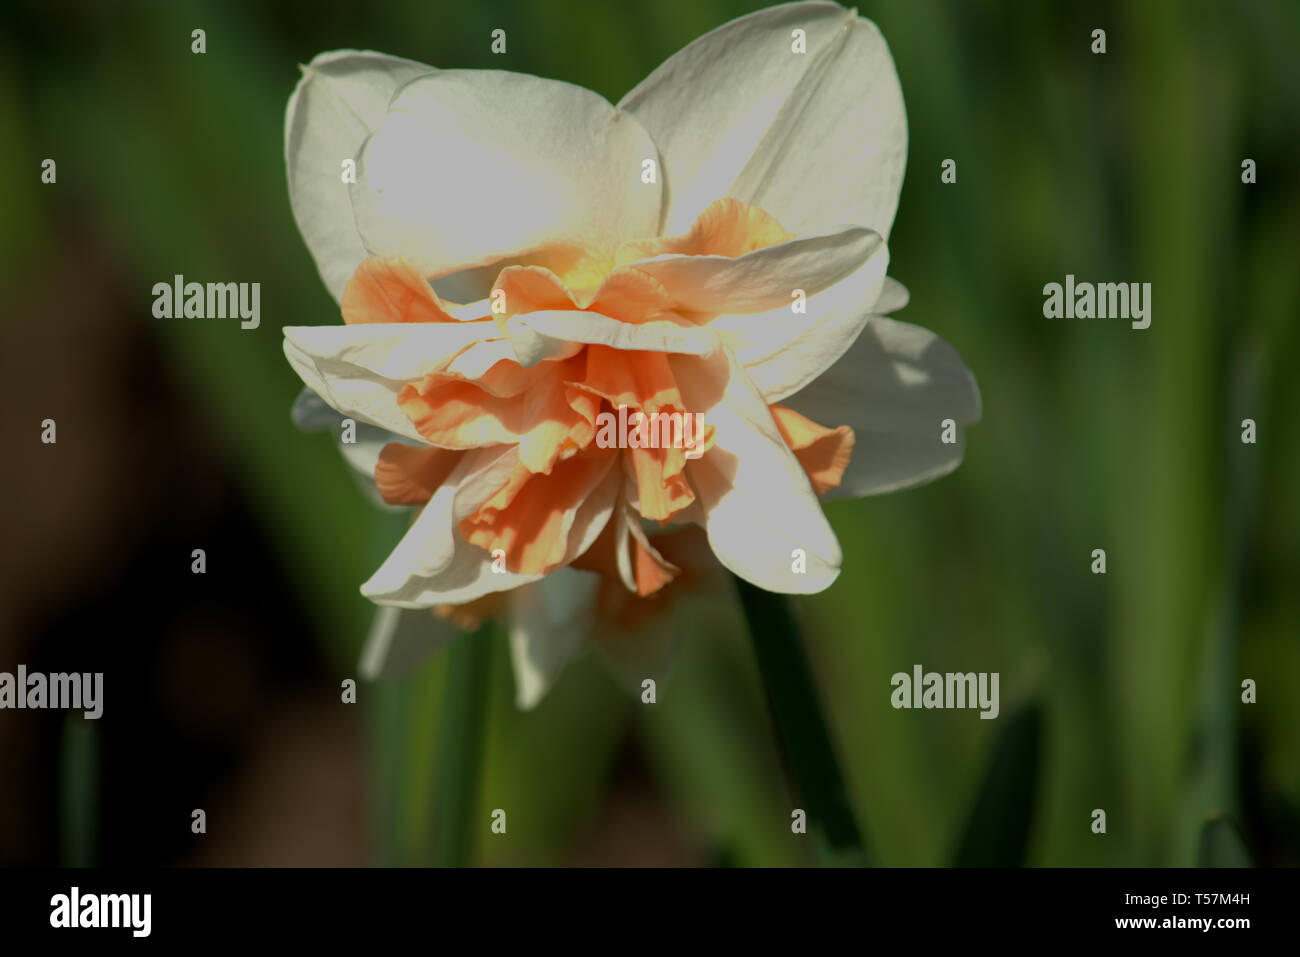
[
  {"x1": 0, "y1": 214, "x2": 369, "y2": 867},
  {"x1": 573, "y1": 741, "x2": 698, "y2": 868},
  {"x1": 187, "y1": 692, "x2": 369, "y2": 867}
]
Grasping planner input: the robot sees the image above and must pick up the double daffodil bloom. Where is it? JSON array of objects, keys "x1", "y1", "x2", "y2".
[{"x1": 284, "y1": 1, "x2": 980, "y2": 705}]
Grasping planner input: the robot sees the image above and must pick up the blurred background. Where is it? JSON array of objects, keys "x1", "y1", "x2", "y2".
[{"x1": 1, "y1": 0, "x2": 1297, "y2": 867}]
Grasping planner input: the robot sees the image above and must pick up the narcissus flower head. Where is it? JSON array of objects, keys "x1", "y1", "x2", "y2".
[{"x1": 284, "y1": 1, "x2": 980, "y2": 706}]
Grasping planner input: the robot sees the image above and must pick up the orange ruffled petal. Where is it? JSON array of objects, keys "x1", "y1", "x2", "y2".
[
  {"x1": 344, "y1": 199, "x2": 814, "y2": 593},
  {"x1": 615, "y1": 197, "x2": 793, "y2": 263},
  {"x1": 576, "y1": 347, "x2": 713, "y2": 521},
  {"x1": 397, "y1": 356, "x2": 599, "y2": 474},
  {"x1": 341, "y1": 257, "x2": 463, "y2": 324},
  {"x1": 492, "y1": 259, "x2": 679, "y2": 324},
  {"x1": 374, "y1": 443, "x2": 464, "y2": 506},
  {"x1": 630, "y1": 528, "x2": 678, "y2": 597},
  {"x1": 769, "y1": 404, "x2": 855, "y2": 497},
  {"x1": 460, "y1": 449, "x2": 615, "y2": 575},
  {"x1": 570, "y1": 509, "x2": 680, "y2": 598}
]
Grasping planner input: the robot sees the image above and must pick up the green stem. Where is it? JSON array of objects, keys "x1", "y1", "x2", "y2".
[
  {"x1": 733, "y1": 575, "x2": 868, "y2": 866},
  {"x1": 59, "y1": 715, "x2": 98, "y2": 867},
  {"x1": 431, "y1": 625, "x2": 494, "y2": 867}
]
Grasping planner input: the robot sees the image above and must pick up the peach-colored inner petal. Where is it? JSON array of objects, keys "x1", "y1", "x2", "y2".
[
  {"x1": 345, "y1": 198, "x2": 846, "y2": 593},
  {"x1": 375, "y1": 443, "x2": 464, "y2": 506},
  {"x1": 396, "y1": 356, "x2": 600, "y2": 474},
  {"x1": 522, "y1": 241, "x2": 615, "y2": 297},
  {"x1": 630, "y1": 530, "x2": 678, "y2": 597},
  {"x1": 769, "y1": 404, "x2": 856, "y2": 497},
  {"x1": 588, "y1": 524, "x2": 717, "y2": 634},
  {"x1": 575, "y1": 347, "x2": 714, "y2": 521},
  {"x1": 492, "y1": 259, "x2": 680, "y2": 324},
  {"x1": 459, "y1": 449, "x2": 614, "y2": 575},
  {"x1": 615, "y1": 197, "x2": 794, "y2": 264},
  {"x1": 342, "y1": 257, "x2": 463, "y2": 324},
  {"x1": 570, "y1": 511, "x2": 681, "y2": 598},
  {"x1": 435, "y1": 593, "x2": 506, "y2": 632}
]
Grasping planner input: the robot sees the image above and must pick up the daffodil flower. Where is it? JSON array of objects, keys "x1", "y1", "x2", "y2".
[{"x1": 284, "y1": 1, "x2": 980, "y2": 706}]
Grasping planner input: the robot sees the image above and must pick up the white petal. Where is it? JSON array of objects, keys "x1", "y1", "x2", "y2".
[
  {"x1": 722, "y1": 250, "x2": 890, "y2": 403},
  {"x1": 359, "y1": 605, "x2": 458, "y2": 680},
  {"x1": 873, "y1": 276, "x2": 910, "y2": 315},
  {"x1": 285, "y1": 51, "x2": 435, "y2": 302},
  {"x1": 352, "y1": 70, "x2": 661, "y2": 277},
  {"x1": 361, "y1": 447, "x2": 530, "y2": 603},
  {"x1": 442, "y1": 298, "x2": 493, "y2": 322},
  {"x1": 362, "y1": 447, "x2": 621, "y2": 607},
  {"x1": 673, "y1": 350, "x2": 841, "y2": 593},
  {"x1": 284, "y1": 322, "x2": 499, "y2": 380},
  {"x1": 611, "y1": 502, "x2": 637, "y2": 593},
  {"x1": 443, "y1": 337, "x2": 580, "y2": 381},
  {"x1": 282, "y1": 322, "x2": 500, "y2": 441},
  {"x1": 631, "y1": 225, "x2": 881, "y2": 315},
  {"x1": 619, "y1": 2, "x2": 906, "y2": 240},
  {"x1": 504, "y1": 310, "x2": 718, "y2": 367},
  {"x1": 783, "y1": 315, "x2": 981, "y2": 499},
  {"x1": 292, "y1": 386, "x2": 421, "y2": 503},
  {"x1": 507, "y1": 569, "x2": 601, "y2": 709}
]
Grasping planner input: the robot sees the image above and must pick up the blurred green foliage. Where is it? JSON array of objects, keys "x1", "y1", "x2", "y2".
[{"x1": 4, "y1": 0, "x2": 1297, "y2": 865}]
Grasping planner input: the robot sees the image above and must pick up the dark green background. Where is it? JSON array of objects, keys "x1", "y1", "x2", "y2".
[{"x1": 2, "y1": 0, "x2": 1296, "y2": 866}]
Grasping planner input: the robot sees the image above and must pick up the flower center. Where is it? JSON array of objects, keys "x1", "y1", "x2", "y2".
[{"x1": 339, "y1": 199, "x2": 854, "y2": 581}]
